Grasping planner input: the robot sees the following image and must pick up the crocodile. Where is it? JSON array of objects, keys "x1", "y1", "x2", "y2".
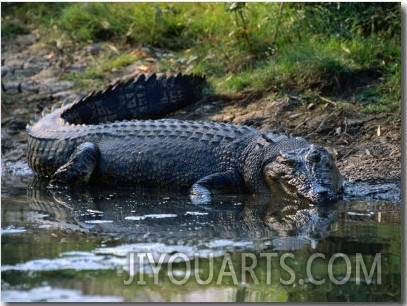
[{"x1": 27, "y1": 73, "x2": 343, "y2": 204}]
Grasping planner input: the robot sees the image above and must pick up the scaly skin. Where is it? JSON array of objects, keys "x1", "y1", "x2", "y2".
[{"x1": 27, "y1": 73, "x2": 343, "y2": 204}]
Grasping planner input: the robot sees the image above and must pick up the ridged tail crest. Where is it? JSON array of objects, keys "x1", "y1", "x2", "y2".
[{"x1": 59, "y1": 73, "x2": 207, "y2": 125}]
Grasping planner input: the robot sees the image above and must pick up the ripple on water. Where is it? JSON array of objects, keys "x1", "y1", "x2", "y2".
[
  {"x1": 124, "y1": 214, "x2": 178, "y2": 221},
  {"x1": 343, "y1": 181, "x2": 401, "y2": 202},
  {"x1": 1, "y1": 286, "x2": 123, "y2": 302},
  {"x1": 1, "y1": 252, "x2": 121, "y2": 272},
  {"x1": 1, "y1": 226, "x2": 27, "y2": 235},
  {"x1": 1, "y1": 161, "x2": 33, "y2": 177}
]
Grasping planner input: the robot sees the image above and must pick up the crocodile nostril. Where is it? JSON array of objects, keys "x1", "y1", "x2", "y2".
[
  {"x1": 316, "y1": 190, "x2": 338, "y2": 204},
  {"x1": 319, "y1": 190, "x2": 328, "y2": 197}
]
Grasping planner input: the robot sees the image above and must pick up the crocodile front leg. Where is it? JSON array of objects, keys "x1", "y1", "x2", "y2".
[
  {"x1": 50, "y1": 142, "x2": 100, "y2": 186},
  {"x1": 190, "y1": 171, "x2": 246, "y2": 204}
]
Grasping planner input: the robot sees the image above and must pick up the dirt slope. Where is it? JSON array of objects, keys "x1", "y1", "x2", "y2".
[{"x1": 1, "y1": 33, "x2": 402, "y2": 186}]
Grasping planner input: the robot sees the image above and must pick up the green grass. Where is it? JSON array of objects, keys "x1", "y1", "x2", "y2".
[
  {"x1": 357, "y1": 82, "x2": 401, "y2": 114},
  {"x1": 1, "y1": 19, "x2": 30, "y2": 39},
  {"x1": 1, "y1": 2, "x2": 401, "y2": 113},
  {"x1": 62, "y1": 53, "x2": 141, "y2": 90}
]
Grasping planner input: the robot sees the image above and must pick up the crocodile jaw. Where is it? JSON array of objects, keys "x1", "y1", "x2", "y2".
[{"x1": 263, "y1": 145, "x2": 343, "y2": 204}]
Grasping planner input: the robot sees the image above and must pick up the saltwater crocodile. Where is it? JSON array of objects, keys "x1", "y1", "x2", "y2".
[{"x1": 27, "y1": 73, "x2": 343, "y2": 204}]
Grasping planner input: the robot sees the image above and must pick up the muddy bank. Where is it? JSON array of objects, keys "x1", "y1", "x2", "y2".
[{"x1": 1, "y1": 33, "x2": 402, "y2": 188}]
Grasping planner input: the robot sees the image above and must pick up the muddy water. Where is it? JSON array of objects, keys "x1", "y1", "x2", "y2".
[{"x1": 1, "y1": 167, "x2": 401, "y2": 302}]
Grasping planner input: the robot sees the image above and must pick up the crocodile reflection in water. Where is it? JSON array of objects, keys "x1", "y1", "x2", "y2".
[{"x1": 26, "y1": 184, "x2": 339, "y2": 251}]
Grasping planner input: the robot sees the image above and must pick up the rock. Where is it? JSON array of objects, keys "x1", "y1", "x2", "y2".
[
  {"x1": 23, "y1": 57, "x2": 51, "y2": 73},
  {"x1": 3, "y1": 118, "x2": 27, "y2": 132},
  {"x1": 20, "y1": 79, "x2": 40, "y2": 93},
  {"x1": 1, "y1": 80, "x2": 21, "y2": 93},
  {"x1": 3, "y1": 56, "x2": 24, "y2": 70},
  {"x1": 212, "y1": 114, "x2": 234, "y2": 122},
  {"x1": 1, "y1": 66, "x2": 12, "y2": 77},
  {"x1": 195, "y1": 104, "x2": 215, "y2": 114},
  {"x1": 66, "y1": 62, "x2": 87, "y2": 73},
  {"x1": 13, "y1": 67, "x2": 40, "y2": 78},
  {"x1": 144, "y1": 58, "x2": 157, "y2": 63},
  {"x1": 84, "y1": 43, "x2": 103, "y2": 55},
  {"x1": 11, "y1": 108, "x2": 29, "y2": 116},
  {"x1": 51, "y1": 90, "x2": 77, "y2": 101},
  {"x1": 39, "y1": 78, "x2": 74, "y2": 94},
  {"x1": 16, "y1": 34, "x2": 38, "y2": 46}
]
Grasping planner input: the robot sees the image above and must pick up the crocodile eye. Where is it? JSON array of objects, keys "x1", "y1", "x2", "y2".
[
  {"x1": 308, "y1": 151, "x2": 321, "y2": 163},
  {"x1": 322, "y1": 157, "x2": 332, "y2": 168}
]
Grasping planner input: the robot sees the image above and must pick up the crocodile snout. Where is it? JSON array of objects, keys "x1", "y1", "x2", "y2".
[{"x1": 309, "y1": 186, "x2": 341, "y2": 204}]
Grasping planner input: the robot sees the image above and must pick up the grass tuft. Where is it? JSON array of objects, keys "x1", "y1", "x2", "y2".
[{"x1": 1, "y1": 19, "x2": 30, "y2": 40}]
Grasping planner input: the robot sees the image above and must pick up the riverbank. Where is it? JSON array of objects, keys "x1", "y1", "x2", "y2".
[{"x1": 1, "y1": 31, "x2": 401, "y2": 187}]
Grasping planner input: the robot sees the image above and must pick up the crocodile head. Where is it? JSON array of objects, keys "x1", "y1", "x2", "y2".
[{"x1": 263, "y1": 144, "x2": 343, "y2": 204}]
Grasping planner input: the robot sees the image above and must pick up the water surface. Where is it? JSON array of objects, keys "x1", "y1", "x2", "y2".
[{"x1": 1, "y1": 170, "x2": 401, "y2": 302}]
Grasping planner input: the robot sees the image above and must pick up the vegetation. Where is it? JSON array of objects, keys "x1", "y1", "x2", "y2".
[
  {"x1": 1, "y1": 2, "x2": 401, "y2": 113},
  {"x1": 63, "y1": 53, "x2": 141, "y2": 90}
]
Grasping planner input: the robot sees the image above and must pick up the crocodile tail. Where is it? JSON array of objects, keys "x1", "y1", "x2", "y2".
[{"x1": 60, "y1": 73, "x2": 207, "y2": 125}]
